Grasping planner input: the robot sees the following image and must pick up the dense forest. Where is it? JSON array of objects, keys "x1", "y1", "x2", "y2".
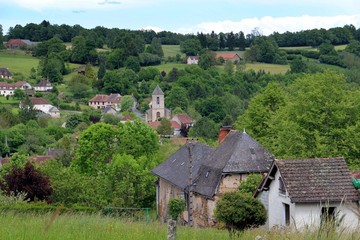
[{"x1": 1, "y1": 20, "x2": 360, "y2": 209}]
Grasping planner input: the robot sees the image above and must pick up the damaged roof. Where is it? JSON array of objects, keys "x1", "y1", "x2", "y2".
[{"x1": 151, "y1": 142, "x2": 214, "y2": 190}]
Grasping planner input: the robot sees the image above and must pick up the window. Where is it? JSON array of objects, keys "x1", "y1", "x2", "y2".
[
  {"x1": 156, "y1": 112, "x2": 161, "y2": 118},
  {"x1": 279, "y1": 177, "x2": 286, "y2": 194},
  {"x1": 156, "y1": 97, "x2": 160, "y2": 104},
  {"x1": 321, "y1": 207, "x2": 336, "y2": 226},
  {"x1": 284, "y1": 203, "x2": 290, "y2": 226}
]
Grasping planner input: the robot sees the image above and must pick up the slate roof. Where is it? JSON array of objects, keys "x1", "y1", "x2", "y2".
[
  {"x1": 151, "y1": 142, "x2": 214, "y2": 190},
  {"x1": 0, "y1": 68, "x2": 12, "y2": 77},
  {"x1": 89, "y1": 94, "x2": 122, "y2": 104},
  {"x1": 193, "y1": 131, "x2": 274, "y2": 197},
  {"x1": 152, "y1": 85, "x2": 164, "y2": 95},
  {"x1": 36, "y1": 80, "x2": 52, "y2": 87},
  {"x1": 259, "y1": 157, "x2": 359, "y2": 203}
]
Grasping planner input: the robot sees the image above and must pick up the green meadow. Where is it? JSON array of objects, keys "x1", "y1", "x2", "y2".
[{"x1": 0, "y1": 50, "x2": 39, "y2": 78}]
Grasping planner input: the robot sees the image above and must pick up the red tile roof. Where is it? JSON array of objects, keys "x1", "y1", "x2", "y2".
[
  {"x1": 0, "y1": 81, "x2": 26, "y2": 89},
  {"x1": 215, "y1": 53, "x2": 240, "y2": 59},
  {"x1": 148, "y1": 120, "x2": 181, "y2": 129},
  {"x1": 174, "y1": 114, "x2": 193, "y2": 124},
  {"x1": 30, "y1": 97, "x2": 49, "y2": 105}
]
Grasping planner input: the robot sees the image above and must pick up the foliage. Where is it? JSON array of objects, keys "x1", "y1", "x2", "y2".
[
  {"x1": 120, "y1": 95, "x2": 134, "y2": 112},
  {"x1": 157, "y1": 118, "x2": 173, "y2": 136},
  {"x1": 68, "y1": 74, "x2": 94, "y2": 99},
  {"x1": 103, "y1": 69, "x2": 138, "y2": 95},
  {"x1": 180, "y1": 38, "x2": 202, "y2": 56},
  {"x1": 18, "y1": 96, "x2": 37, "y2": 123},
  {"x1": 168, "y1": 198, "x2": 186, "y2": 220},
  {"x1": 215, "y1": 191, "x2": 266, "y2": 234},
  {"x1": 0, "y1": 162, "x2": 52, "y2": 202},
  {"x1": 73, "y1": 123, "x2": 116, "y2": 175},
  {"x1": 238, "y1": 174, "x2": 263, "y2": 195},
  {"x1": 116, "y1": 120, "x2": 159, "y2": 158}
]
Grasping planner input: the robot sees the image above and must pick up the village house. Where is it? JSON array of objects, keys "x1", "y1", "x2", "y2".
[
  {"x1": 187, "y1": 56, "x2": 199, "y2": 64},
  {"x1": 6, "y1": 39, "x2": 35, "y2": 49},
  {"x1": 171, "y1": 113, "x2": 194, "y2": 135},
  {"x1": 148, "y1": 120, "x2": 181, "y2": 136},
  {"x1": 0, "y1": 68, "x2": 12, "y2": 79},
  {"x1": 88, "y1": 94, "x2": 122, "y2": 110},
  {"x1": 145, "y1": 85, "x2": 171, "y2": 122},
  {"x1": 255, "y1": 157, "x2": 360, "y2": 231},
  {"x1": 151, "y1": 129, "x2": 274, "y2": 226},
  {"x1": 34, "y1": 80, "x2": 53, "y2": 92},
  {"x1": 29, "y1": 97, "x2": 60, "y2": 118},
  {"x1": 215, "y1": 53, "x2": 242, "y2": 64},
  {"x1": 0, "y1": 81, "x2": 32, "y2": 96}
]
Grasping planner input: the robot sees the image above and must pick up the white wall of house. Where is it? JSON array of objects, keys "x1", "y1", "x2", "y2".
[{"x1": 259, "y1": 170, "x2": 360, "y2": 231}]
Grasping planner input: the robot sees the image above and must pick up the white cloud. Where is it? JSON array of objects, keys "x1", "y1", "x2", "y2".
[
  {"x1": 175, "y1": 14, "x2": 360, "y2": 35},
  {"x1": 141, "y1": 26, "x2": 164, "y2": 33}
]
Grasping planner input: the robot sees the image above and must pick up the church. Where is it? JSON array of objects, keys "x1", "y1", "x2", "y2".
[{"x1": 145, "y1": 85, "x2": 171, "y2": 122}]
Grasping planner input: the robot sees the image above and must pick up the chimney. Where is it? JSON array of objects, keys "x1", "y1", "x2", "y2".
[{"x1": 218, "y1": 126, "x2": 232, "y2": 144}]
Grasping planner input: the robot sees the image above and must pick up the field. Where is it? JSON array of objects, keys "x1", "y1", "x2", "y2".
[
  {"x1": 1, "y1": 211, "x2": 359, "y2": 240},
  {"x1": 162, "y1": 45, "x2": 184, "y2": 58},
  {"x1": 0, "y1": 50, "x2": 39, "y2": 78},
  {"x1": 245, "y1": 63, "x2": 290, "y2": 74}
]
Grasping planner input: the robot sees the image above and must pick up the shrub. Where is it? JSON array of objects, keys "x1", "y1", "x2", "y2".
[
  {"x1": 239, "y1": 174, "x2": 263, "y2": 195},
  {"x1": 168, "y1": 198, "x2": 186, "y2": 220},
  {"x1": 215, "y1": 192, "x2": 266, "y2": 235}
]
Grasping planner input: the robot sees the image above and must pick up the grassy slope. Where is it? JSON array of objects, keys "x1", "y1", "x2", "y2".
[{"x1": 0, "y1": 50, "x2": 39, "y2": 78}]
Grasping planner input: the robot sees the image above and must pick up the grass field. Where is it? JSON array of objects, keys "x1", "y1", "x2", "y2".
[
  {"x1": 162, "y1": 45, "x2": 184, "y2": 58},
  {"x1": 1, "y1": 211, "x2": 359, "y2": 240},
  {"x1": 0, "y1": 50, "x2": 39, "y2": 78},
  {"x1": 245, "y1": 63, "x2": 290, "y2": 74}
]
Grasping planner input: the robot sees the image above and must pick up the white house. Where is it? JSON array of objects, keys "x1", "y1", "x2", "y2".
[
  {"x1": 187, "y1": 56, "x2": 199, "y2": 64},
  {"x1": 255, "y1": 157, "x2": 360, "y2": 231},
  {"x1": 34, "y1": 80, "x2": 53, "y2": 92},
  {"x1": 30, "y1": 97, "x2": 60, "y2": 118},
  {"x1": 0, "y1": 81, "x2": 32, "y2": 96}
]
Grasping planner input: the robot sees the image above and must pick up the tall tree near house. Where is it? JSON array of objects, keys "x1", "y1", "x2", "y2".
[
  {"x1": 71, "y1": 35, "x2": 88, "y2": 63},
  {"x1": 238, "y1": 31, "x2": 246, "y2": 50},
  {"x1": 219, "y1": 32, "x2": 226, "y2": 50},
  {"x1": 19, "y1": 96, "x2": 37, "y2": 123},
  {"x1": 207, "y1": 31, "x2": 219, "y2": 51},
  {"x1": 0, "y1": 24, "x2": 5, "y2": 49},
  {"x1": 157, "y1": 118, "x2": 172, "y2": 136},
  {"x1": 180, "y1": 38, "x2": 202, "y2": 56},
  {"x1": 72, "y1": 123, "x2": 116, "y2": 175},
  {"x1": 197, "y1": 32, "x2": 207, "y2": 49}
]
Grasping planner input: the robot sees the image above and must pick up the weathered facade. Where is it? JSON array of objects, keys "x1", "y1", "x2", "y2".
[{"x1": 152, "y1": 130, "x2": 274, "y2": 226}]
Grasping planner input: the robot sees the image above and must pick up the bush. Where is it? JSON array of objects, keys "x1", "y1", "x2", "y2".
[
  {"x1": 168, "y1": 198, "x2": 186, "y2": 220},
  {"x1": 239, "y1": 174, "x2": 263, "y2": 195},
  {"x1": 300, "y1": 50, "x2": 320, "y2": 59},
  {"x1": 215, "y1": 192, "x2": 266, "y2": 234}
]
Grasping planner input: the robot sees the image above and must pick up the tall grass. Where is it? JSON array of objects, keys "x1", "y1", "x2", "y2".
[{"x1": 0, "y1": 211, "x2": 359, "y2": 240}]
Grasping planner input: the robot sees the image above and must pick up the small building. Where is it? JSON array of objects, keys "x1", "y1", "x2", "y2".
[
  {"x1": 0, "y1": 68, "x2": 12, "y2": 79},
  {"x1": 0, "y1": 81, "x2": 32, "y2": 96},
  {"x1": 88, "y1": 94, "x2": 122, "y2": 110},
  {"x1": 148, "y1": 120, "x2": 181, "y2": 136},
  {"x1": 215, "y1": 53, "x2": 242, "y2": 64},
  {"x1": 145, "y1": 85, "x2": 171, "y2": 122},
  {"x1": 152, "y1": 129, "x2": 274, "y2": 226},
  {"x1": 187, "y1": 56, "x2": 199, "y2": 65},
  {"x1": 172, "y1": 113, "x2": 194, "y2": 136},
  {"x1": 255, "y1": 157, "x2": 360, "y2": 231},
  {"x1": 6, "y1": 39, "x2": 35, "y2": 49},
  {"x1": 34, "y1": 80, "x2": 53, "y2": 92},
  {"x1": 102, "y1": 106, "x2": 117, "y2": 115},
  {"x1": 29, "y1": 97, "x2": 60, "y2": 118}
]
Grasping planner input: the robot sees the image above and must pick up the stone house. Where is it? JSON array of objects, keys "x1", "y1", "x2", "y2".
[
  {"x1": 88, "y1": 94, "x2": 122, "y2": 110},
  {"x1": 0, "y1": 68, "x2": 12, "y2": 79},
  {"x1": 255, "y1": 157, "x2": 360, "y2": 231},
  {"x1": 151, "y1": 129, "x2": 274, "y2": 226}
]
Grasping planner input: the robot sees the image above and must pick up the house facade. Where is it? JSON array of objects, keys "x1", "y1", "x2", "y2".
[
  {"x1": 152, "y1": 129, "x2": 274, "y2": 226},
  {"x1": 0, "y1": 81, "x2": 32, "y2": 96},
  {"x1": 145, "y1": 85, "x2": 171, "y2": 122},
  {"x1": 187, "y1": 56, "x2": 199, "y2": 64},
  {"x1": 0, "y1": 68, "x2": 12, "y2": 79},
  {"x1": 255, "y1": 157, "x2": 360, "y2": 231},
  {"x1": 88, "y1": 94, "x2": 122, "y2": 110},
  {"x1": 34, "y1": 80, "x2": 53, "y2": 92}
]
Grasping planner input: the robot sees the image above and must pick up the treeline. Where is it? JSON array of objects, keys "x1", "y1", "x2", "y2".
[{"x1": 4, "y1": 21, "x2": 360, "y2": 50}]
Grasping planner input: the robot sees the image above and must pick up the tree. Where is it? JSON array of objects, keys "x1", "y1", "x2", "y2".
[
  {"x1": 71, "y1": 35, "x2": 88, "y2": 63},
  {"x1": 73, "y1": 123, "x2": 116, "y2": 175},
  {"x1": 290, "y1": 57, "x2": 308, "y2": 73},
  {"x1": 238, "y1": 174, "x2": 263, "y2": 195},
  {"x1": 215, "y1": 191, "x2": 266, "y2": 234},
  {"x1": 68, "y1": 74, "x2": 93, "y2": 99},
  {"x1": 180, "y1": 38, "x2": 202, "y2": 56},
  {"x1": 0, "y1": 24, "x2": 5, "y2": 49},
  {"x1": 188, "y1": 117, "x2": 218, "y2": 141},
  {"x1": 226, "y1": 31, "x2": 235, "y2": 51},
  {"x1": 146, "y1": 37, "x2": 164, "y2": 58},
  {"x1": 116, "y1": 120, "x2": 159, "y2": 158},
  {"x1": 19, "y1": 96, "x2": 37, "y2": 123},
  {"x1": 13, "y1": 88, "x2": 26, "y2": 100},
  {"x1": 0, "y1": 162, "x2": 52, "y2": 202},
  {"x1": 198, "y1": 51, "x2": 215, "y2": 70},
  {"x1": 125, "y1": 56, "x2": 141, "y2": 72},
  {"x1": 166, "y1": 85, "x2": 189, "y2": 110},
  {"x1": 238, "y1": 31, "x2": 246, "y2": 50},
  {"x1": 157, "y1": 118, "x2": 173, "y2": 136},
  {"x1": 120, "y1": 95, "x2": 134, "y2": 112},
  {"x1": 103, "y1": 69, "x2": 138, "y2": 95}
]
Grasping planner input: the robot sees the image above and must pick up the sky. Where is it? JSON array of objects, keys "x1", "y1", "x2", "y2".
[{"x1": 1, "y1": 0, "x2": 360, "y2": 36}]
